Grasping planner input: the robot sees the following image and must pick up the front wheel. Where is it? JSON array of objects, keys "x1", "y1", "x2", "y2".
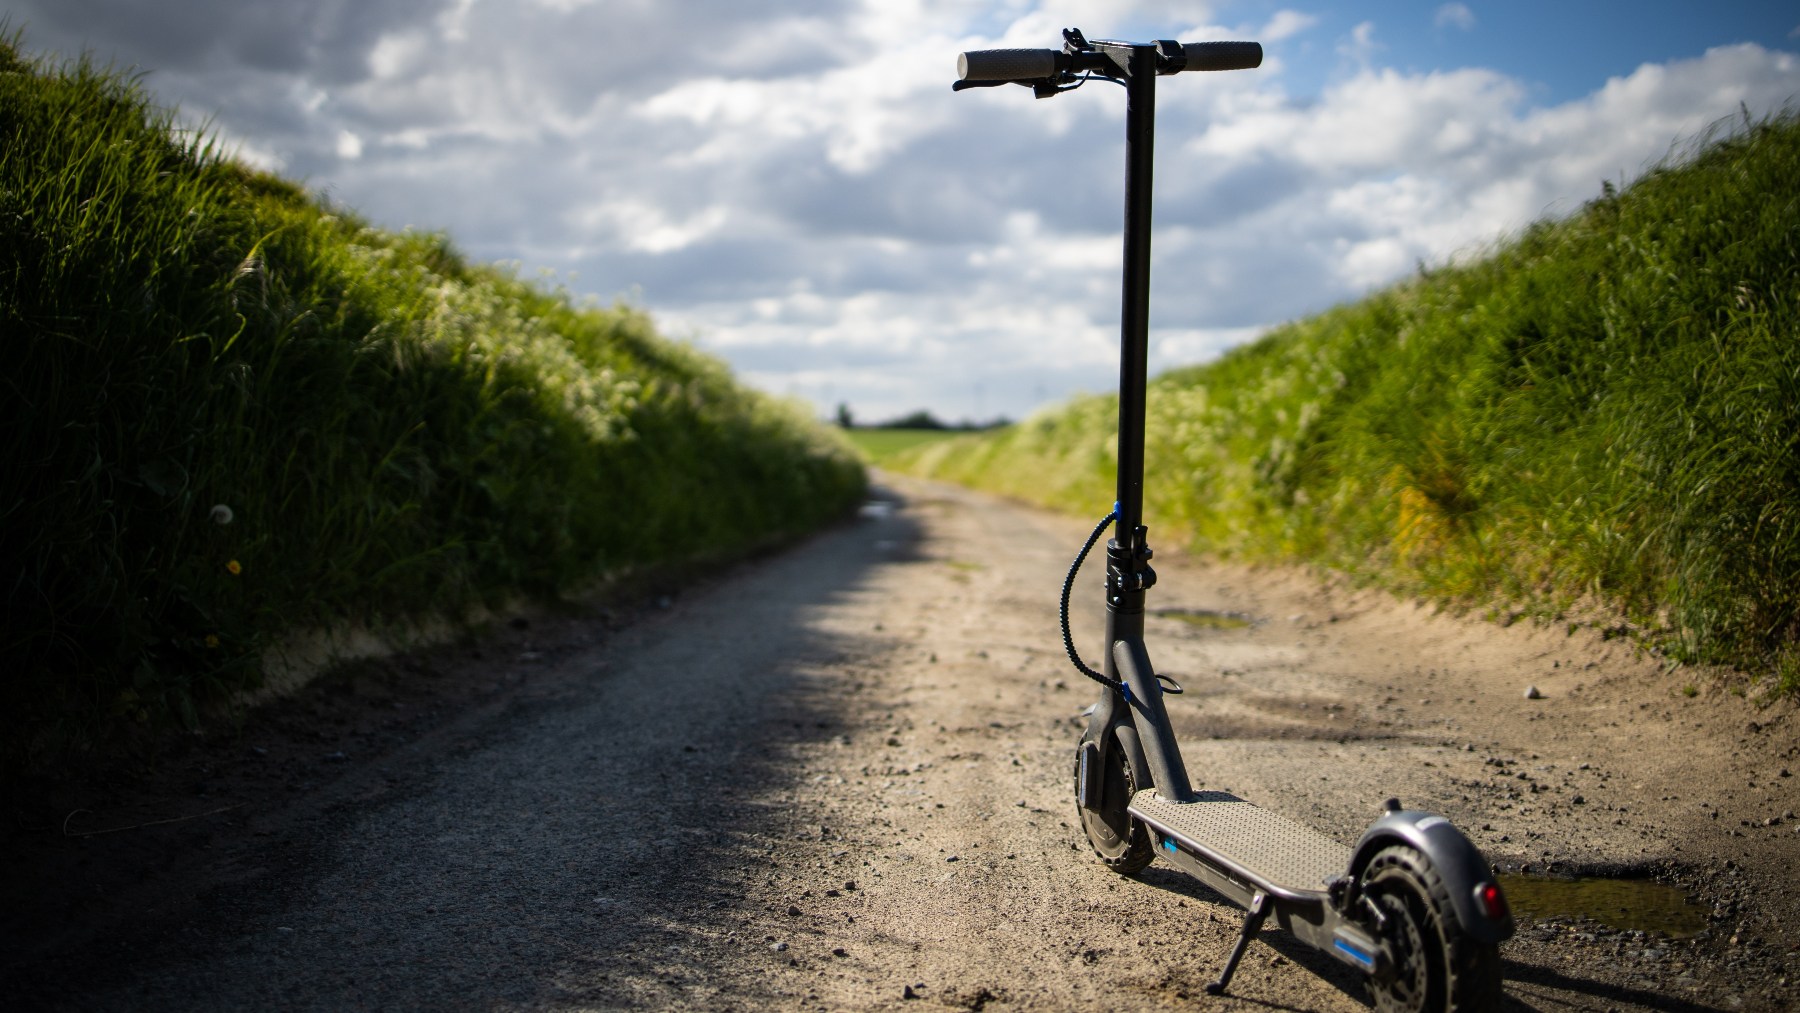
[
  {"x1": 1361, "y1": 844, "x2": 1502, "y2": 1012},
  {"x1": 1073, "y1": 738, "x2": 1153, "y2": 874}
]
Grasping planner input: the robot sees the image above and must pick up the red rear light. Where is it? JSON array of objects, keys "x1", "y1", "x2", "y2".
[{"x1": 1475, "y1": 882, "x2": 1508, "y2": 921}]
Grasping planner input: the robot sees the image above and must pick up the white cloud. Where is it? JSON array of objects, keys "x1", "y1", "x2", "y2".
[
  {"x1": 1261, "y1": 10, "x2": 1319, "y2": 42},
  {"x1": 579, "y1": 201, "x2": 732, "y2": 255},
  {"x1": 1338, "y1": 20, "x2": 1381, "y2": 69},
  {"x1": 1174, "y1": 44, "x2": 1799, "y2": 294},
  {"x1": 1435, "y1": 3, "x2": 1477, "y2": 32}
]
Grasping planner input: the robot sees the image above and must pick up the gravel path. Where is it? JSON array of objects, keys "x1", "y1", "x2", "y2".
[{"x1": 5, "y1": 476, "x2": 1797, "y2": 1011}]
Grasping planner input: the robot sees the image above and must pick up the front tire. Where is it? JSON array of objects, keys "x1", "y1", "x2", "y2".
[
  {"x1": 1074, "y1": 738, "x2": 1153, "y2": 874},
  {"x1": 1360, "y1": 844, "x2": 1502, "y2": 1012}
]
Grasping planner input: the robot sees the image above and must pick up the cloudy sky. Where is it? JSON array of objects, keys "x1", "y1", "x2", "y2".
[{"x1": 9, "y1": 2, "x2": 1799, "y2": 423}]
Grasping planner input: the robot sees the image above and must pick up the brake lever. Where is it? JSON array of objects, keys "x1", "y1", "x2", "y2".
[
  {"x1": 952, "y1": 29, "x2": 1095, "y2": 97},
  {"x1": 952, "y1": 77, "x2": 1077, "y2": 97}
]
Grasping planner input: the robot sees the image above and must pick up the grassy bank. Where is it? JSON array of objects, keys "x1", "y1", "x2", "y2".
[
  {"x1": 900, "y1": 112, "x2": 1800, "y2": 693},
  {"x1": 1, "y1": 37, "x2": 865, "y2": 771}
]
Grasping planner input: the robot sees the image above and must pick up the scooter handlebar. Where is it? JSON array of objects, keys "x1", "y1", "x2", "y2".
[
  {"x1": 1177, "y1": 40, "x2": 1262, "y2": 71},
  {"x1": 956, "y1": 41, "x2": 1260, "y2": 84},
  {"x1": 957, "y1": 48, "x2": 1061, "y2": 83}
]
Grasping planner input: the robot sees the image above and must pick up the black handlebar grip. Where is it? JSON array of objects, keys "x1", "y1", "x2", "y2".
[
  {"x1": 957, "y1": 48, "x2": 1059, "y2": 82},
  {"x1": 1179, "y1": 41, "x2": 1262, "y2": 71}
]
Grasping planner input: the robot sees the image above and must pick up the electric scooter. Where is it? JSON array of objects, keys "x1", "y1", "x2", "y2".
[{"x1": 954, "y1": 30, "x2": 1515, "y2": 1010}]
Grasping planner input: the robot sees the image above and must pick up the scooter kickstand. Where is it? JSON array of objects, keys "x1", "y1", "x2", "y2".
[{"x1": 1205, "y1": 889, "x2": 1269, "y2": 996}]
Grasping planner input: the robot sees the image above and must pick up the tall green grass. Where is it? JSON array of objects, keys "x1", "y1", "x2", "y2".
[
  {"x1": 903, "y1": 111, "x2": 1800, "y2": 692},
  {"x1": 1, "y1": 36, "x2": 865, "y2": 771}
]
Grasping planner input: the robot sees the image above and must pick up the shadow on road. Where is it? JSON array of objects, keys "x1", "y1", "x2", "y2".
[
  {"x1": 1497, "y1": 957, "x2": 1724, "y2": 1012},
  {"x1": 7, "y1": 486, "x2": 925, "y2": 1010}
]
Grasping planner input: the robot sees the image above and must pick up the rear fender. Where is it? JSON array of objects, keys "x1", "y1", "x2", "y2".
[{"x1": 1349, "y1": 811, "x2": 1515, "y2": 944}]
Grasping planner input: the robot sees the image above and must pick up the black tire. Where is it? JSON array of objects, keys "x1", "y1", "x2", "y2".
[
  {"x1": 1360, "y1": 844, "x2": 1502, "y2": 1012},
  {"x1": 1073, "y1": 738, "x2": 1153, "y2": 874}
]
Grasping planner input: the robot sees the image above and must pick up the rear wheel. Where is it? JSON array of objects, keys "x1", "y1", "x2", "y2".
[
  {"x1": 1074, "y1": 738, "x2": 1153, "y2": 874},
  {"x1": 1360, "y1": 845, "x2": 1501, "y2": 1012}
]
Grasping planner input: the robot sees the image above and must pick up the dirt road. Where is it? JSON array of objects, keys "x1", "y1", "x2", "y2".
[{"x1": 5, "y1": 476, "x2": 1798, "y2": 1011}]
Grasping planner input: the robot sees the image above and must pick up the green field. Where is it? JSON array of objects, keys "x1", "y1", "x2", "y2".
[
  {"x1": 842, "y1": 428, "x2": 970, "y2": 465},
  {"x1": 0, "y1": 37, "x2": 866, "y2": 772},
  {"x1": 895, "y1": 111, "x2": 1800, "y2": 695}
]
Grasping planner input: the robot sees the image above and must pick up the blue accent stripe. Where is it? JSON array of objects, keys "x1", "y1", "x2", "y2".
[{"x1": 1333, "y1": 939, "x2": 1374, "y2": 970}]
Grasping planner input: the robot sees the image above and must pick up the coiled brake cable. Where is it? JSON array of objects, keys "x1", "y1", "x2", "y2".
[
  {"x1": 1059, "y1": 508, "x2": 1185, "y2": 698},
  {"x1": 1060, "y1": 509, "x2": 1126, "y2": 691}
]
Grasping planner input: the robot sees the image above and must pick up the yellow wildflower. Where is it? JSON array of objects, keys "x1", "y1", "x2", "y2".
[
  {"x1": 205, "y1": 634, "x2": 220, "y2": 648},
  {"x1": 227, "y1": 559, "x2": 242, "y2": 575}
]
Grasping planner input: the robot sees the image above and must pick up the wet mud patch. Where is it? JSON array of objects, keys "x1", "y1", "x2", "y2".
[
  {"x1": 1501, "y1": 870, "x2": 1708, "y2": 938},
  {"x1": 1150, "y1": 608, "x2": 1254, "y2": 631}
]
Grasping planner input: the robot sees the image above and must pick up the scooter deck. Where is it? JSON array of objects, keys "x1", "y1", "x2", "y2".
[{"x1": 1129, "y1": 789, "x2": 1348, "y2": 898}]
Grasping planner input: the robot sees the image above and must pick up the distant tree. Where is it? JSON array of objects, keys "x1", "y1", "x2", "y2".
[
  {"x1": 835, "y1": 402, "x2": 854, "y2": 429},
  {"x1": 881, "y1": 410, "x2": 947, "y2": 430}
]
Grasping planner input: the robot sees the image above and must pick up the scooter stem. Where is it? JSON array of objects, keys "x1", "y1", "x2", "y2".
[
  {"x1": 1114, "y1": 43, "x2": 1155, "y2": 555},
  {"x1": 1099, "y1": 42, "x2": 1193, "y2": 803}
]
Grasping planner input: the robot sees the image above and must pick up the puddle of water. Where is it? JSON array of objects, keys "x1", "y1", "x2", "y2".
[
  {"x1": 1498, "y1": 873, "x2": 1708, "y2": 938},
  {"x1": 858, "y1": 500, "x2": 896, "y2": 520},
  {"x1": 1153, "y1": 608, "x2": 1251, "y2": 630}
]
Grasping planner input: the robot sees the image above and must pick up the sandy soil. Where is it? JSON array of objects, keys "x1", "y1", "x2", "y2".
[{"x1": 3, "y1": 474, "x2": 1797, "y2": 1011}]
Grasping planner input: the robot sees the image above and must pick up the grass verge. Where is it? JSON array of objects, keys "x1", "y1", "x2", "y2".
[{"x1": 1, "y1": 36, "x2": 866, "y2": 774}]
